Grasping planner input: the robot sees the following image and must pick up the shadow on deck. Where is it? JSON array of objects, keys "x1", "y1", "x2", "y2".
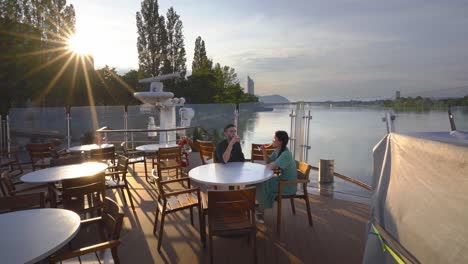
[{"x1": 105, "y1": 160, "x2": 370, "y2": 264}]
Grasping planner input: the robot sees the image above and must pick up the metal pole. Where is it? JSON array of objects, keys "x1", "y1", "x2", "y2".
[
  {"x1": 0, "y1": 115, "x2": 3, "y2": 154},
  {"x1": 6, "y1": 115, "x2": 11, "y2": 153},
  {"x1": 234, "y1": 109, "x2": 239, "y2": 128},
  {"x1": 124, "y1": 105, "x2": 128, "y2": 146},
  {"x1": 304, "y1": 110, "x2": 312, "y2": 162}
]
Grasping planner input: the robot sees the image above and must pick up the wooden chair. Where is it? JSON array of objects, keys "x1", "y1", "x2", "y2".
[
  {"x1": 151, "y1": 169, "x2": 205, "y2": 251},
  {"x1": 105, "y1": 155, "x2": 135, "y2": 211},
  {"x1": 207, "y1": 188, "x2": 257, "y2": 264},
  {"x1": 120, "y1": 142, "x2": 145, "y2": 171},
  {"x1": 0, "y1": 192, "x2": 46, "y2": 213},
  {"x1": 276, "y1": 160, "x2": 313, "y2": 234},
  {"x1": 156, "y1": 146, "x2": 184, "y2": 179},
  {"x1": 26, "y1": 143, "x2": 60, "y2": 170},
  {"x1": 0, "y1": 171, "x2": 48, "y2": 197},
  {"x1": 0, "y1": 151, "x2": 23, "y2": 176},
  {"x1": 61, "y1": 172, "x2": 106, "y2": 219},
  {"x1": 49, "y1": 197, "x2": 124, "y2": 264},
  {"x1": 197, "y1": 140, "x2": 216, "y2": 164},
  {"x1": 250, "y1": 143, "x2": 275, "y2": 163},
  {"x1": 90, "y1": 146, "x2": 116, "y2": 165}
]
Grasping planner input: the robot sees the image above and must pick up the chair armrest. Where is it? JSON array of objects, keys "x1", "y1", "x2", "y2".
[
  {"x1": 49, "y1": 240, "x2": 121, "y2": 263},
  {"x1": 80, "y1": 216, "x2": 102, "y2": 226},
  {"x1": 165, "y1": 187, "x2": 199, "y2": 197},
  {"x1": 161, "y1": 177, "x2": 190, "y2": 185},
  {"x1": 12, "y1": 184, "x2": 48, "y2": 195},
  {"x1": 279, "y1": 179, "x2": 309, "y2": 186}
]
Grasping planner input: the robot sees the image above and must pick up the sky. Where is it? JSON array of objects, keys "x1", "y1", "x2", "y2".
[{"x1": 67, "y1": 0, "x2": 468, "y2": 101}]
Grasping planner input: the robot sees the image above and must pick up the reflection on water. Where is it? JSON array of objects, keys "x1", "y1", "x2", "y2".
[{"x1": 238, "y1": 106, "x2": 468, "y2": 185}]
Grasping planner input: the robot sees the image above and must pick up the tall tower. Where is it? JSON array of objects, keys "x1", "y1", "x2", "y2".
[{"x1": 247, "y1": 76, "x2": 255, "y2": 95}]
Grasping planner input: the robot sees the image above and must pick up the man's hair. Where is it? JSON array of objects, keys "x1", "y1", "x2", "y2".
[{"x1": 224, "y1": 124, "x2": 236, "y2": 132}]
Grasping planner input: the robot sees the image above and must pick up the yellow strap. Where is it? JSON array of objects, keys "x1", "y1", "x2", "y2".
[{"x1": 371, "y1": 224, "x2": 406, "y2": 264}]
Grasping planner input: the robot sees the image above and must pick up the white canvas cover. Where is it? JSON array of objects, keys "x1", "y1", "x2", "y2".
[{"x1": 363, "y1": 131, "x2": 468, "y2": 264}]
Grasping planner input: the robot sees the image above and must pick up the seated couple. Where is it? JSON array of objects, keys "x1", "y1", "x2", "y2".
[{"x1": 215, "y1": 124, "x2": 297, "y2": 223}]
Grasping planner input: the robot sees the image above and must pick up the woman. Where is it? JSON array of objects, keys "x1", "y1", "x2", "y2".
[{"x1": 256, "y1": 130, "x2": 297, "y2": 222}]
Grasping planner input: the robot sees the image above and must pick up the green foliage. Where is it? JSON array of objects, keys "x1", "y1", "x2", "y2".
[
  {"x1": 166, "y1": 7, "x2": 186, "y2": 77},
  {"x1": 382, "y1": 96, "x2": 468, "y2": 111},
  {"x1": 192, "y1": 36, "x2": 212, "y2": 74}
]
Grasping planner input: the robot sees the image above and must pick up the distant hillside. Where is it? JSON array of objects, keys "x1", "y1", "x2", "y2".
[
  {"x1": 258, "y1": 94, "x2": 290, "y2": 104},
  {"x1": 405, "y1": 86, "x2": 468, "y2": 99}
]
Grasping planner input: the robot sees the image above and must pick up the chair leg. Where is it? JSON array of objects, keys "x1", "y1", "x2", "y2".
[
  {"x1": 277, "y1": 197, "x2": 282, "y2": 234},
  {"x1": 153, "y1": 207, "x2": 160, "y2": 235},
  {"x1": 144, "y1": 156, "x2": 149, "y2": 183},
  {"x1": 198, "y1": 204, "x2": 206, "y2": 247},
  {"x1": 120, "y1": 188, "x2": 128, "y2": 205},
  {"x1": 125, "y1": 185, "x2": 135, "y2": 211},
  {"x1": 290, "y1": 198, "x2": 296, "y2": 215},
  {"x1": 157, "y1": 212, "x2": 166, "y2": 252},
  {"x1": 111, "y1": 247, "x2": 120, "y2": 264},
  {"x1": 252, "y1": 231, "x2": 257, "y2": 264},
  {"x1": 304, "y1": 193, "x2": 313, "y2": 227},
  {"x1": 190, "y1": 207, "x2": 194, "y2": 226},
  {"x1": 209, "y1": 232, "x2": 214, "y2": 264}
]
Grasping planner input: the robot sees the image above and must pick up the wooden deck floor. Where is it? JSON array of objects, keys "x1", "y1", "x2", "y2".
[{"x1": 103, "y1": 161, "x2": 370, "y2": 264}]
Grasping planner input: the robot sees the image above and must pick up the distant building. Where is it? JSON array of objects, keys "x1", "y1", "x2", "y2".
[
  {"x1": 396, "y1": 91, "x2": 401, "y2": 99},
  {"x1": 247, "y1": 76, "x2": 254, "y2": 95}
]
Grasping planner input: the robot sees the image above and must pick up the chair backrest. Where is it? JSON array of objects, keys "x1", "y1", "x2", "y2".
[
  {"x1": 151, "y1": 169, "x2": 166, "y2": 199},
  {"x1": 0, "y1": 171, "x2": 17, "y2": 195},
  {"x1": 157, "y1": 146, "x2": 182, "y2": 163},
  {"x1": 120, "y1": 142, "x2": 129, "y2": 156},
  {"x1": 50, "y1": 155, "x2": 85, "y2": 167},
  {"x1": 296, "y1": 160, "x2": 312, "y2": 181},
  {"x1": 61, "y1": 173, "x2": 106, "y2": 218},
  {"x1": 0, "y1": 192, "x2": 46, "y2": 214},
  {"x1": 115, "y1": 155, "x2": 129, "y2": 182},
  {"x1": 251, "y1": 143, "x2": 275, "y2": 163},
  {"x1": 26, "y1": 143, "x2": 58, "y2": 160},
  {"x1": 90, "y1": 146, "x2": 115, "y2": 163},
  {"x1": 208, "y1": 188, "x2": 256, "y2": 223},
  {"x1": 197, "y1": 140, "x2": 215, "y2": 164},
  {"x1": 102, "y1": 197, "x2": 124, "y2": 240}
]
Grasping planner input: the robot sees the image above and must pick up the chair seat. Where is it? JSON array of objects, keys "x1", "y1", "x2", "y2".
[
  {"x1": 34, "y1": 157, "x2": 52, "y2": 167},
  {"x1": 128, "y1": 157, "x2": 145, "y2": 164},
  {"x1": 159, "y1": 192, "x2": 199, "y2": 212},
  {"x1": 106, "y1": 179, "x2": 126, "y2": 188}
]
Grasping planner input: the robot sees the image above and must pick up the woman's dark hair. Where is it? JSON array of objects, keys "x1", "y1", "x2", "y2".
[{"x1": 275, "y1": 130, "x2": 289, "y2": 156}]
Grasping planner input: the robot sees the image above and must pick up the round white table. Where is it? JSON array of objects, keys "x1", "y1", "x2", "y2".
[
  {"x1": 0, "y1": 208, "x2": 80, "y2": 264},
  {"x1": 189, "y1": 162, "x2": 274, "y2": 186},
  {"x1": 136, "y1": 143, "x2": 179, "y2": 153},
  {"x1": 21, "y1": 162, "x2": 108, "y2": 183},
  {"x1": 68, "y1": 143, "x2": 114, "y2": 152}
]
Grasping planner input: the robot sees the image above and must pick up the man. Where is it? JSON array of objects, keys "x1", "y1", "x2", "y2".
[{"x1": 215, "y1": 124, "x2": 245, "y2": 163}]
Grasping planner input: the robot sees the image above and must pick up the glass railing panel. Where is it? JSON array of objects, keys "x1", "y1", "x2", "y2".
[
  {"x1": 9, "y1": 107, "x2": 67, "y2": 162},
  {"x1": 393, "y1": 109, "x2": 453, "y2": 133},
  {"x1": 451, "y1": 106, "x2": 468, "y2": 131},
  {"x1": 70, "y1": 106, "x2": 125, "y2": 147}
]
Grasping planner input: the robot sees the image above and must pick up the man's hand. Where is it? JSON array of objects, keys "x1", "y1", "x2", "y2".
[{"x1": 230, "y1": 135, "x2": 241, "y2": 145}]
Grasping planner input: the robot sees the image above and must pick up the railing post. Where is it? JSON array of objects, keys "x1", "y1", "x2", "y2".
[
  {"x1": 124, "y1": 105, "x2": 128, "y2": 147},
  {"x1": 448, "y1": 107, "x2": 457, "y2": 131},
  {"x1": 304, "y1": 110, "x2": 312, "y2": 161},
  {"x1": 6, "y1": 114, "x2": 11, "y2": 153},
  {"x1": 289, "y1": 108, "x2": 296, "y2": 159},
  {"x1": 383, "y1": 111, "x2": 396, "y2": 134},
  {"x1": 66, "y1": 106, "x2": 71, "y2": 149}
]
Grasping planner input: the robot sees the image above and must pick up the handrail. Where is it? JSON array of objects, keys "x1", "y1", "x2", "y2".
[
  {"x1": 310, "y1": 166, "x2": 372, "y2": 191},
  {"x1": 95, "y1": 126, "x2": 197, "y2": 133}
]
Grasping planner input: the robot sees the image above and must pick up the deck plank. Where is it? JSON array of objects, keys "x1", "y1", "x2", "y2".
[{"x1": 103, "y1": 161, "x2": 370, "y2": 264}]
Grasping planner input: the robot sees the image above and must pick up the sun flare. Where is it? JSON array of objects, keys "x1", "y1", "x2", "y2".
[{"x1": 67, "y1": 34, "x2": 92, "y2": 55}]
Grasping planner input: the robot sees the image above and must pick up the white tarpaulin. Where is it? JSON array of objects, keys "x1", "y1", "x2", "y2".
[{"x1": 363, "y1": 131, "x2": 468, "y2": 264}]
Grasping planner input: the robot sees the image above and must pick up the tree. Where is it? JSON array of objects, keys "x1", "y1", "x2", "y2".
[
  {"x1": 166, "y1": 7, "x2": 186, "y2": 77},
  {"x1": 136, "y1": 0, "x2": 167, "y2": 77},
  {"x1": 192, "y1": 36, "x2": 212, "y2": 74}
]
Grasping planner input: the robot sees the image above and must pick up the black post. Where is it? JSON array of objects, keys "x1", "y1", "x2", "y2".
[{"x1": 448, "y1": 107, "x2": 457, "y2": 131}]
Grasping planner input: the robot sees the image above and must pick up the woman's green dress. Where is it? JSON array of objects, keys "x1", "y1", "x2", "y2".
[{"x1": 256, "y1": 148, "x2": 297, "y2": 209}]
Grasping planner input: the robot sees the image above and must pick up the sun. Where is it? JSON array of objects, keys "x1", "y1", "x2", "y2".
[{"x1": 67, "y1": 34, "x2": 92, "y2": 55}]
